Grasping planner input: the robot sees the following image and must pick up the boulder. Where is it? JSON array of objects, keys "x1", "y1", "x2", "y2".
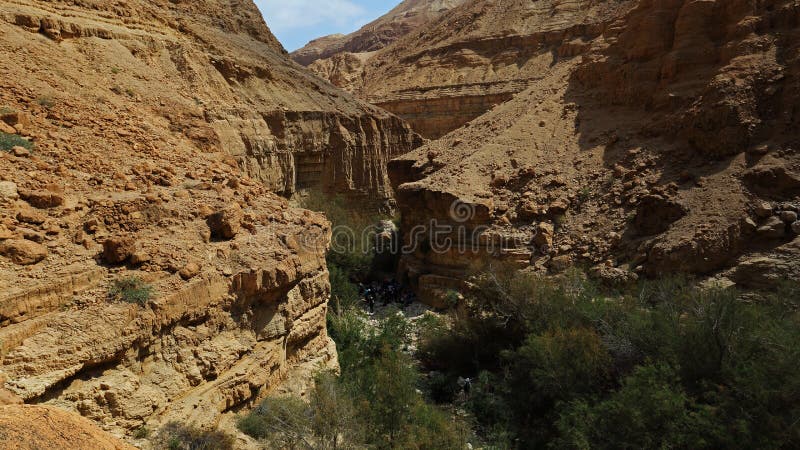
[
  {"x1": 0, "y1": 181, "x2": 18, "y2": 200},
  {"x1": 206, "y1": 204, "x2": 242, "y2": 240},
  {"x1": 102, "y1": 237, "x2": 136, "y2": 264},
  {"x1": 179, "y1": 262, "x2": 201, "y2": 280},
  {"x1": 590, "y1": 264, "x2": 639, "y2": 287},
  {"x1": 533, "y1": 222, "x2": 554, "y2": 251},
  {"x1": 11, "y1": 146, "x2": 30, "y2": 157},
  {"x1": 548, "y1": 198, "x2": 570, "y2": 215},
  {"x1": 780, "y1": 210, "x2": 798, "y2": 224},
  {"x1": 757, "y1": 216, "x2": 786, "y2": 239},
  {"x1": 16, "y1": 207, "x2": 46, "y2": 225},
  {"x1": 18, "y1": 189, "x2": 64, "y2": 209},
  {"x1": 0, "y1": 110, "x2": 31, "y2": 127},
  {"x1": 754, "y1": 201, "x2": 774, "y2": 218},
  {"x1": 0, "y1": 239, "x2": 48, "y2": 265},
  {"x1": 0, "y1": 121, "x2": 15, "y2": 134}
]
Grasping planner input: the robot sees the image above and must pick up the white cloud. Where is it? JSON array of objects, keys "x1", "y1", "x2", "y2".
[{"x1": 255, "y1": 0, "x2": 367, "y2": 33}]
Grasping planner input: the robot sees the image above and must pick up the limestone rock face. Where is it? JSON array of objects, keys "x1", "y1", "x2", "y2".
[
  {"x1": 302, "y1": 0, "x2": 634, "y2": 138},
  {"x1": 386, "y1": 0, "x2": 800, "y2": 303},
  {"x1": 0, "y1": 0, "x2": 350, "y2": 442},
  {"x1": 0, "y1": 0, "x2": 421, "y2": 203}
]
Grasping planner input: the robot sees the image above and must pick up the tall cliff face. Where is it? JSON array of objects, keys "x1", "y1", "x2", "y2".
[
  {"x1": 291, "y1": 0, "x2": 468, "y2": 66},
  {"x1": 303, "y1": 0, "x2": 636, "y2": 139},
  {"x1": 0, "y1": 0, "x2": 422, "y2": 202},
  {"x1": 0, "y1": 0, "x2": 400, "y2": 440},
  {"x1": 389, "y1": 0, "x2": 800, "y2": 304}
]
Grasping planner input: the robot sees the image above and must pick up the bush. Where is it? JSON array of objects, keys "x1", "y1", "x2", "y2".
[
  {"x1": 417, "y1": 269, "x2": 800, "y2": 449},
  {"x1": 109, "y1": 276, "x2": 153, "y2": 305},
  {"x1": 36, "y1": 96, "x2": 55, "y2": 109},
  {"x1": 554, "y1": 364, "x2": 716, "y2": 450},
  {"x1": 237, "y1": 396, "x2": 312, "y2": 448},
  {"x1": 156, "y1": 422, "x2": 234, "y2": 450},
  {"x1": 328, "y1": 262, "x2": 360, "y2": 314},
  {"x1": 0, "y1": 132, "x2": 32, "y2": 152}
]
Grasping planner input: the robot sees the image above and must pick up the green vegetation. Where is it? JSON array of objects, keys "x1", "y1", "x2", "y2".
[
  {"x1": 108, "y1": 276, "x2": 153, "y2": 305},
  {"x1": 417, "y1": 269, "x2": 800, "y2": 449},
  {"x1": 239, "y1": 311, "x2": 470, "y2": 449},
  {"x1": 0, "y1": 106, "x2": 15, "y2": 115},
  {"x1": 0, "y1": 132, "x2": 32, "y2": 152},
  {"x1": 294, "y1": 190, "x2": 383, "y2": 314},
  {"x1": 133, "y1": 426, "x2": 150, "y2": 440},
  {"x1": 155, "y1": 422, "x2": 234, "y2": 450},
  {"x1": 35, "y1": 96, "x2": 55, "y2": 109}
]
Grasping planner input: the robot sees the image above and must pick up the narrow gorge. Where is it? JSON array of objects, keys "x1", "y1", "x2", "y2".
[{"x1": 1, "y1": 0, "x2": 799, "y2": 449}]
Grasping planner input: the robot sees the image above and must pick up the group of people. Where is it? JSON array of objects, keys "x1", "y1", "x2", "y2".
[{"x1": 359, "y1": 280, "x2": 416, "y2": 313}]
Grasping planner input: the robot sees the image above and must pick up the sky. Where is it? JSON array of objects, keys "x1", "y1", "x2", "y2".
[{"x1": 255, "y1": 0, "x2": 399, "y2": 52}]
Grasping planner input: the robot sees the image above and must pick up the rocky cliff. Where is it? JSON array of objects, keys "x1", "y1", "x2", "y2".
[
  {"x1": 291, "y1": 0, "x2": 467, "y2": 66},
  {"x1": 302, "y1": 0, "x2": 635, "y2": 139},
  {"x1": 388, "y1": 0, "x2": 800, "y2": 304},
  {"x1": 1, "y1": 0, "x2": 422, "y2": 203},
  {"x1": 0, "y1": 0, "x2": 413, "y2": 441}
]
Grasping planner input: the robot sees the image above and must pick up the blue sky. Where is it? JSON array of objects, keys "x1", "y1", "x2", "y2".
[{"x1": 255, "y1": 0, "x2": 399, "y2": 51}]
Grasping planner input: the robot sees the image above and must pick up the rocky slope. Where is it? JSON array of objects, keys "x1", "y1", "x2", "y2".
[
  {"x1": 388, "y1": 0, "x2": 800, "y2": 305},
  {"x1": 0, "y1": 0, "x2": 422, "y2": 441},
  {"x1": 303, "y1": 0, "x2": 635, "y2": 139},
  {"x1": 0, "y1": 405, "x2": 135, "y2": 450},
  {"x1": 291, "y1": 0, "x2": 467, "y2": 66}
]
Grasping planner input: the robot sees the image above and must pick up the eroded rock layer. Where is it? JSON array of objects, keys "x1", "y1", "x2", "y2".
[
  {"x1": 389, "y1": 0, "x2": 800, "y2": 304},
  {"x1": 291, "y1": 0, "x2": 468, "y2": 66},
  {"x1": 0, "y1": 0, "x2": 363, "y2": 441},
  {"x1": 305, "y1": 0, "x2": 637, "y2": 138},
  {"x1": 0, "y1": 0, "x2": 421, "y2": 202}
]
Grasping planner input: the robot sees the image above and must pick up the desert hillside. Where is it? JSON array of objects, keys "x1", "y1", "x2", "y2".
[
  {"x1": 303, "y1": 0, "x2": 637, "y2": 138},
  {"x1": 291, "y1": 0, "x2": 467, "y2": 66},
  {"x1": 0, "y1": 0, "x2": 425, "y2": 441},
  {"x1": 387, "y1": 0, "x2": 800, "y2": 303},
  {"x1": 1, "y1": 0, "x2": 799, "y2": 448}
]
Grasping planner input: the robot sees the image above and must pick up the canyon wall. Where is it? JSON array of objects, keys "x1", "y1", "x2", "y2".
[
  {"x1": 291, "y1": 0, "x2": 468, "y2": 66},
  {"x1": 388, "y1": 0, "x2": 800, "y2": 304},
  {"x1": 0, "y1": 0, "x2": 417, "y2": 441},
  {"x1": 303, "y1": 0, "x2": 636, "y2": 138}
]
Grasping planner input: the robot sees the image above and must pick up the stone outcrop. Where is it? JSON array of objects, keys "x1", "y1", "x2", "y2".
[
  {"x1": 303, "y1": 0, "x2": 636, "y2": 138},
  {"x1": 0, "y1": 0, "x2": 421, "y2": 203},
  {"x1": 388, "y1": 0, "x2": 800, "y2": 303},
  {"x1": 0, "y1": 0, "x2": 374, "y2": 442}
]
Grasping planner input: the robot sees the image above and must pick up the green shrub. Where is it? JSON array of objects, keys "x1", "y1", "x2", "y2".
[
  {"x1": 133, "y1": 426, "x2": 150, "y2": 439},
  {"x1": 156, "y1": 422, "x2": 234, "y2": 450},
  {"x1": 35, "y1": 96, "x2": 55, "y2": 109},
  {"x1": 0, "y1": 132, "x2": 32, "y2": 152},
  {"x1": 237, "y1": 396, "x2": 311, "y2": 448},
  {"x1": 418, "y1": 268, "x2": 800, "y2": 449},
  {"x1": 554, "y1": 364, "x2": 716, "y2": 450},
  {"x1": 328, "y1": 262, "x2": 360, "y2": 314},
  {"x1": 109, "y1": 276, "x2": 153, "y2": 305}
]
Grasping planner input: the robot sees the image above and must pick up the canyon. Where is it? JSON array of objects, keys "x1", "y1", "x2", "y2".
[
  {"x1": 384, "y1": 0, "x2": 800, "y2": 305},
  {"x1": 0, "y1": 0, "x2": 799, "y2": 447},
  {"x1": 0, "y1": 0, "x2": 422, "y2": 444}
]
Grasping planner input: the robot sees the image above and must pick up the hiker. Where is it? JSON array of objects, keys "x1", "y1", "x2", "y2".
[{"x1": 463, "y1": 377, "x2": 472, "y2": 400}]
